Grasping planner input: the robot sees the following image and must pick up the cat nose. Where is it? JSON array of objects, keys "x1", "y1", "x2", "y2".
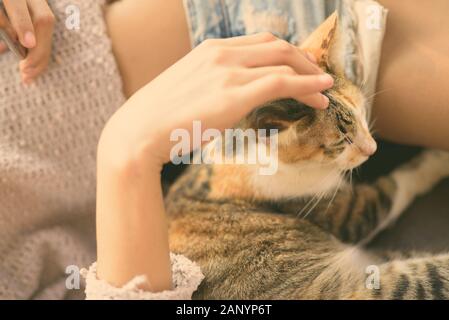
[{"x1": 358, "y1": 137, "x2": 377, "y2": 157}]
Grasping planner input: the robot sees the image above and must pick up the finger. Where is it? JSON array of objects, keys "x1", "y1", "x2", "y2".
[
  {"x1": 303, "y1": 51, "x2": 317, "y2": 64},
  {"x1": 20, "y1": 55, "x2": 48, "y2": 83},
  {"x1": 231, "y1": 39, "x2": 323, "y2": 75},
  {"x1": 20, "y1": 0, "x2": 55, "y2": 80},
  {"x1": 21, "y1": 64, "x2": 45, "y2": 84},
  {"x1": 295, "y1": 93, "x2": 330, "y2": 109},
  {"x1": 0, "y1": 9, "x2": 18, "y2": 39},
  {"x1": 3, "y1": 0, "x2": 36, "y2": 48},
  {"x1": 0, "y1": 41, "x2": 8, "y2": 53},
  {"x1": 230, "y1": 65, "x2": 324, "y2": 86},
  {"x1": 238, "y1": 73, "x2": 334, "y2": 111},
  {"x1": 204, "y1": 32, "x2": 278, "y2": 47},
  {"x1": 229, "y1": 66, "x2": 332, "y2": 108}
]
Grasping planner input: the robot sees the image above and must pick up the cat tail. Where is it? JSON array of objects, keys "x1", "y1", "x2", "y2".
[
  {"x1": 303, "y1": 246, "x2": 449, "y2": 300},
  {"x1": 350, "y1": 252, "x2": 449, "y2": 300}
]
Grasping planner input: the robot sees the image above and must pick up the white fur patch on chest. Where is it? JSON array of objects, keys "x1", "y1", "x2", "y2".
[{"x1": 249, "y1": 161, "x2": 345, "y2": 200}]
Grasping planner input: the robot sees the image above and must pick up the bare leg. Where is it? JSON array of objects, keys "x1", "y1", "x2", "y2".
[
  {"x1": 105, "y1": 0, "x2": 191, "y2": 97},
  {"x1": 374, "y1": 0, "x2": 449, "y2": 151}
]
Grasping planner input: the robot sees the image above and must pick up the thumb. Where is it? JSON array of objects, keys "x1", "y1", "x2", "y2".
[{"x1": 3, "y1": 0, "x2": 36, "y2": 48}]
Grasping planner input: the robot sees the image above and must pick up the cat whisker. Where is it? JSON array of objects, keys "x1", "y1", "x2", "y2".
[
  {"x1": 369, "y1": 117, "x2": 378, "y2": 134},
  {"x1": 297, "y1": 194, "x2": 319, "y2": 218},
  {"x1": 364, "y1": 88, "x2": 393, "y2": 102},
  {"x1": 358, "y1": 78, "x2": 368, "y2": 92},
  {"x1": 303, "y1": 189, "x2": 327, "y2": 219},
  {"x1": 325, "y1": 172, "x2": 345, "y2": 214},
  {"x1": 299, "y1": 195, "x2": 319, "y2": 219},
  {"x1": 296, "y1": 168, "x2": 338, "y2": 219},
  {"x1": 305, "y1": 169, "x2": 347, "y2": 219},
  {"x1": 294, "y1": 156, "x2": 341, "y2": 172},
  {"x1": 364, "y1": 88, "x2": 393, "y2": 122},
  {"x1": 349, "y1": 168, "x2": 354, "y2": 187}
]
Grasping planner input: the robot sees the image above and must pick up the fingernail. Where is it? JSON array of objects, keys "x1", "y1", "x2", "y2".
[
  {"x1": 23, "y1": 32, "x2": 36, "y2": 48},
  {"x1": 321, "y1": 94, "x2": 330, "y2": 108},
  {"x1": 319, "y1": 74, "x2": 334, "y2": 86}
]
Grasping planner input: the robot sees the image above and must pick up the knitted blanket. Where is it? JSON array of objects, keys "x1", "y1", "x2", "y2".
[{"x1": 0, "y1": 0, "x2": 125, "y2": 299}]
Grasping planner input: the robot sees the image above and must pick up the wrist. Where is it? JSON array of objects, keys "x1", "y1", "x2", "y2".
[
  {"x1": 97, "y1": 129, "x2": 164, "y2": 180},
  {"x1": 99, "y1": 104, "x2": 174, "y2": 169}
]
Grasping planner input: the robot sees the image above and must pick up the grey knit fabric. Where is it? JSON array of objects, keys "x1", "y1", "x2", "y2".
[{"x1": 0, "y1": 0, "x2": 125, "y2": 299}]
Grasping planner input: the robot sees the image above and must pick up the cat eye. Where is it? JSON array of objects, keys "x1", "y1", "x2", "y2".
[
  {"x1": 334, "y1": 124, "x2": 354, "y2": 146},
  {"x1": 330, "y1": 139, "x2": 346, "y2": 147},
  {"x1": 336, "y1": 123, "x2": 348, "y2": 135}
]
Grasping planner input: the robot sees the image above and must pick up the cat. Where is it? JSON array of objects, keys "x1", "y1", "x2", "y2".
[{"x1": 165, "y1": 13, "x2": 449, "y2": 300}]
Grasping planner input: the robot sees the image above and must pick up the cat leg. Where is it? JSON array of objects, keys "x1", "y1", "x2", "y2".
[{"x1": 306, "y1": 149, "x2": 449, "y2": 244}]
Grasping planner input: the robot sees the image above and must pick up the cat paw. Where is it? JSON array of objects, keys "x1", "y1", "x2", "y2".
[
  {"x1": 394, "y1": 149, "x2": 449, "y2": 197},
  {"x1": 416, "y1": 149, "x2": 449, "y2": 178}
]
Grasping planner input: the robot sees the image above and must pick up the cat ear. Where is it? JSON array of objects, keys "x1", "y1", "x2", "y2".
[
  {"x1": 247, "y1": 101, "x2": 315, "y2": 132},
  {"x1": 299, "y1": 12, "x2": 345, "y2": 75}
]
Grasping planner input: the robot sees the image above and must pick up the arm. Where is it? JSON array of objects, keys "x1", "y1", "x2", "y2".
[
  {"x1": 96, "y1": 147, "x2": 171, "y2": 292},
  {"x1": 94, "y1": 33, "x2": 335, "y2": 294}
]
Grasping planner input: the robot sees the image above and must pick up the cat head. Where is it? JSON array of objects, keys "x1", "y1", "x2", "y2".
[{"x1": 241, "y1": 13, "x2": 376, "y2": 172}]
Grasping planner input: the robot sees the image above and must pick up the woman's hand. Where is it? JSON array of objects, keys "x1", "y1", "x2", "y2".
[
  {"x1": 0, "y1": 0, "x2": 55, "y2": 84},
  {"x1": 100, "y1": 33, "x2": 334, "y2": 168},
  {"x1": 96, "y1": 33, "x2": 334, "y2": 292}
]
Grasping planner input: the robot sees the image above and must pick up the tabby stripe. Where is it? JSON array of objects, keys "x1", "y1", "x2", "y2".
[
  {"x1": 363, "y1": 201, "x2": 378, "y2": 235},
  {"x1": 416, "y1": 281, "x2": 426, "y2": 300},
  {"x1": 338, "y1": 189, "x2": 357, "y2": 242},
  {"x1": 372, "y1": 286, "x2": 382, "y2": 299},
  {"x1": 392, "y1": 274, "x2": 410, "y2": 300},
  {"x1": 426, "y1": 263, "x2": 445, "y2": 300},
  {"x1": 198, "y1": 180, "x2": 211, "y2": 197},
  {"x1": 376, "y1": 181, "x2": 393, "y2": 211},
  {"x1": 370, "y1": 201, "x2": 379, "y2": 230},
  {"x1": 354, "y1": 221, "x2": 363, "y2": 244}
]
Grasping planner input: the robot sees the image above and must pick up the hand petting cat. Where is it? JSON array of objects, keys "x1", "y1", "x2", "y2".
[
  {"x1": 95, "y1": 33, "x2": 334, "y2": 292},
  {"x1": 99, "y1": 32, "x2": 334, "y2": 169}
]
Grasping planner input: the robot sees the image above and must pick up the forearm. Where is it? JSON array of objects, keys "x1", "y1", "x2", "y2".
[{"x1": 96, "y1": 132, "x2": 172, "y2": 292}]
